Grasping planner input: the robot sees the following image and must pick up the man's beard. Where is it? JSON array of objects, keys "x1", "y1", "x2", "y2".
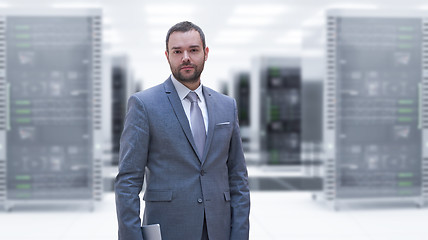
[{"x1": 171, "y1": 61, "x2": 205, "y2": 83}]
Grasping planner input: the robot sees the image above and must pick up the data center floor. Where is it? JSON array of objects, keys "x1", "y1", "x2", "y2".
[{"x1": 1, "y1": 191, "x2": 428, "y2": 240}]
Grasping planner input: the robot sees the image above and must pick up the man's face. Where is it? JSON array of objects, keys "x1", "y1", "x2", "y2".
[{"x1": 165, "y1": 30, "x2": 209, "y2": 84}]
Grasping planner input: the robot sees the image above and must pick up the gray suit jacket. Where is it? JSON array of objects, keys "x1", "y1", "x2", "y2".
[{"x1": 115, "y1": 78, "x2": 250, "y2": 240}]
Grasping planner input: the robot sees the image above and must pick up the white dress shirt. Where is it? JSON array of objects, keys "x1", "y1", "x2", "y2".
[{"x1": 171, "y1": 75, "x2": 208, "y2": 133}]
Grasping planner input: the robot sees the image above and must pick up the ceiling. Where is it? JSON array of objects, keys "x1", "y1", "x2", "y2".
[{"x1": 2, "y1": 0, "x2": 428, "y2": 90}]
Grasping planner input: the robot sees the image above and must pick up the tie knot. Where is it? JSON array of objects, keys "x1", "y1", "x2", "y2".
[{"x1": 186, "y1": 91, "x2": 199, "y2": 103}]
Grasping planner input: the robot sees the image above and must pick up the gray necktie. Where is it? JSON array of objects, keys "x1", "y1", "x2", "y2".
[{"x1": 186, "y1": 92, "x2": 206, "y2": 157}]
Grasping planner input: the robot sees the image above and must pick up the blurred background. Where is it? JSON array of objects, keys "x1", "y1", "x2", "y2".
[{"x1": 1, "y1": 0, "x2": 428, "y2": 239}]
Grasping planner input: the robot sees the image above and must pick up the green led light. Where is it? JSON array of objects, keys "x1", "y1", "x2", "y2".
[
  {"x1": 16, "y1": 43, "x2": 31, "y2": 48},
  {"x1": 398, "y1": 173, "x2": 414, "y2": 178},
  {"x1": 15, "y1": 34, "x2": 30, "y2": 39},
  {"x1": 16, "y1": 184, "x2": 31, "y2": 189},
  {"x1": 270, "y1": 149, "x2": 279, "y2": 164},
  {"x1": 398, "y1": 26, "x2": 414, "y2": 31},
  {"x1": 15, "y1": 100, "x2": 31, "y2": 105},
  {"x1": 16, "y1": 118, "x2": 31, "y2": 123},
  {"x1": 398, "y1": 117, "x2": 413, "y2": 122},
  {"x1": 398, "y1": 100, "x2": 413, "y2": 104},
  {"x1": 15, "y1": 25, "x2": 30, "y2": 30},
  {"x1": 398, "y1": 35, "x2": 413, "y2": 40},
  {"x1": 239, "y1": 79, "x2": 249, "y2": 86},
  {"x1": 398, "y1": 43, "x2": 412, "y2": 49},
  {"x1": 398, "y1": 108, "x2": 413, "y2": 113},
  {"x1": 16, "y1": 193, "x2": 31, "y2": 198},
  {"x1": 398, "y1": 190, "x2": 413, "y2": 195},
  {"x1": 398, "y1": 181, "x2": 413, "y2": 187},
  {"x1": 269, "y1": 67, "x2": 280, "y2": 77},
  {"x1": 15, "y1": 175, "x2": 31, "y2": 180},
  {"x1": 15, "y1": 109, "x2": 31, "y2": 114}
]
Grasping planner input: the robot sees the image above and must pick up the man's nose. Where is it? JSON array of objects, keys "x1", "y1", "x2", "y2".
[{"x1": 182, "y1": 51, "x2": 190, "y2": 62}]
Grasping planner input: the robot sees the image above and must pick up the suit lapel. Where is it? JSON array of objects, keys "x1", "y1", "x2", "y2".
[
  {"x1": 201, "y1": 86, "x2": 215, "y2": 164},
  {"x1": 163, "y1": 78, "x2": 202, "y2": 161}
]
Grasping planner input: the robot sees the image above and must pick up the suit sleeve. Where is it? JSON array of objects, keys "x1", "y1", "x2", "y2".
[
  {"x1": 115, "y1": 95, "x2": 149, "y2": 240},
  {"x1": 227, "y1": 99, "x2": 251, "y2": 240}
]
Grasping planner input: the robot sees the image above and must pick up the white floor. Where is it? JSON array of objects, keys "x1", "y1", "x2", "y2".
[{"x1": 1, "y1": 191, "x2": 428, "y2": 240}]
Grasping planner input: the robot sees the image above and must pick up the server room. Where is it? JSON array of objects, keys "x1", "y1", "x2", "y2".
[{"x1": 1, "y1": 0, "x2": 428, "y2": 239}]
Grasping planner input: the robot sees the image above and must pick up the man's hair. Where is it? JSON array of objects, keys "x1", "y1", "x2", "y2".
[{"x1": 166, "y1": 21, "x2": 206, "y2": 52}]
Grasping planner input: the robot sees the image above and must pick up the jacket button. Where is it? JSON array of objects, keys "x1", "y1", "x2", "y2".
[
  {"x1": 200, "y1": 170, "x2": 205, "y2": 176},
  {"x1": 197, "y1": 198, "x2": 203, "y2": 203}
]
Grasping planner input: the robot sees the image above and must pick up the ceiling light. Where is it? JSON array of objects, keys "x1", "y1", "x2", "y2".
[
  {"x1": 145, "y1": 4, "x2": 194, "y2": 15},
  {"x1": 52, "y1": 3, "x2": 102, "y2": 8},
  {"x1": 227, "y1": 17, "x2": 273, "y2": 26},
  {"x1": 234, "y1": 4, "x2": 288, "y2": 16},
  {"x1": 326, "y1": 3, "x2": 378, "y2": 10}
]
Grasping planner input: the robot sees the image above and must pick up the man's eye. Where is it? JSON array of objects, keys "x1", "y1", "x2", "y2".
[
  {"x1": 190, "y1": 49, "x2": 198, "y2": 52},
  {"x1": 173, "y1": 50, "x2": 181, "y2": 54}
]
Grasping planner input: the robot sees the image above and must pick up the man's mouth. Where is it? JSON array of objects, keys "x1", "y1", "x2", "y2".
[{"x1": 181, "y1": 65, "x2": 194, "y2": 71}]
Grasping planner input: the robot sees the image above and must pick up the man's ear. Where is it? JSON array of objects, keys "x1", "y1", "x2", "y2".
[
  {"x1": 204, "y1": 47, "x2": 209, "y2": 61},
  {"x1": 165, "y1": 50, "x2": 169, "y2": 60}
]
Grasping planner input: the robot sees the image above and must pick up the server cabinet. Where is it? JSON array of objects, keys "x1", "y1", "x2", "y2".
[
  {"x1": 251, "y1": 57, "x2": 301, "y2": 165},
  {"x1": 301, "y1": 24, "x2": 325, "y2": 177},
  {"x1": 232, "y1": 72, "x2": 251, "y2": 151},
  {"x1": 0, "y1": 9, "x2": 103, "y2": 210},
  {"x1": 111, "y1": 55, "x2": 133, "y2": 165},
  {"x1": 323, "y1": 10, "x2": 428, "y2": 208}
]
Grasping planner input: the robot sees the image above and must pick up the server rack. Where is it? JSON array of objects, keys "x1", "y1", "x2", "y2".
[
  {"x1": 0, "y1": 9, "x2": 103, "y2": 210},
  {"x1": 232, "y1": 71, "x2": 251, "y2": 151},
  {"x1": 301, "y1": 80, "x2": 323, "y2": 175},
  {"x1": 301, "y1": 23, "x2": 325, "y2": 177},
  {"x1": 323, "y1": 10, "x2": 428, "y2": 209},
  {"x1": 111, "y1": 55, "x2": 133, "y2": 165},
  {"x1": 251, "y1": 57, "x2": 301, "y2": 165}
]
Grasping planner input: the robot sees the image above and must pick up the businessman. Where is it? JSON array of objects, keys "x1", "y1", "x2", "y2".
[{"x1": 115, "y1": 21, "x2": 250, "y2": 240}]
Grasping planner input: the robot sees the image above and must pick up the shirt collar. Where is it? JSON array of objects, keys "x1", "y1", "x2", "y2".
[{"x1": 170, "y1": 74, "x2": 204, "y2": 101}]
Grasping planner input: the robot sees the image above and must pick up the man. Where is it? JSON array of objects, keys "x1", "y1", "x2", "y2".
[{"x1": 115, "y1": 21, "x2": 250, "y2": 240}]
